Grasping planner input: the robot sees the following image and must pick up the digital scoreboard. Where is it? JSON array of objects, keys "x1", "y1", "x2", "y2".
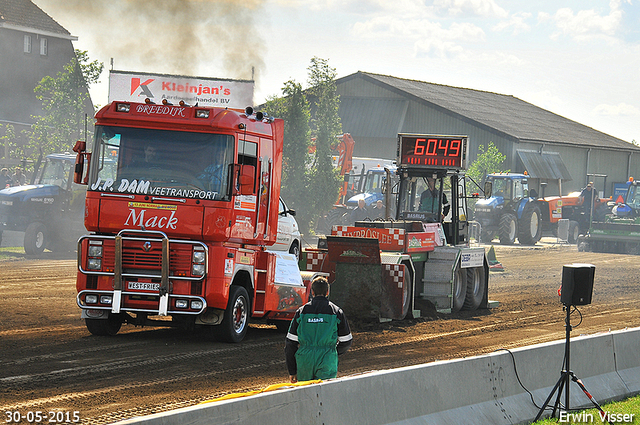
[{"x1": 397, "y1": 134, "x2": 467, "y2": 170}]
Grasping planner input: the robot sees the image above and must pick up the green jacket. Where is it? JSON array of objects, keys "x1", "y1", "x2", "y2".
[{"x1": 285, "y1": 296, "x2": 352, "y2": 381}]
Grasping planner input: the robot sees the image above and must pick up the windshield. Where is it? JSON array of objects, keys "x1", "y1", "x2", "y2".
[
  {"x1": 89, "y1": 126, "x2": 234, "y2": 201},
  {"x1": 399, "y1": 177, "x2": 441, "y2": 217},
  {"x1": 491, "y1": 178, "x2": 511, "y2": 199},
  {"x1": 38, "y1": 157, "x2": 72, "y2": 189},
  {"x1": 628, "y1": 185, "x2": 640, "y2": 210},
  {"x1": 363, "y1": 170, "x2": 385, "y2": 193}
]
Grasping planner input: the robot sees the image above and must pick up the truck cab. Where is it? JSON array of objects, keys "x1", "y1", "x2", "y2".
[{"x1": 73, "y1": 102, "x2": 310, "y2": 343}]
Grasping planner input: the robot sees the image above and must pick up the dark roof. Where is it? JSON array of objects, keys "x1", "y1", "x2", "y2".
[
  {"x1": 339, "y1": 71, "x2": 638, "y2": 152},
  {"x1": 0, "y1": 0, "x2": 70, "y2": 36}
]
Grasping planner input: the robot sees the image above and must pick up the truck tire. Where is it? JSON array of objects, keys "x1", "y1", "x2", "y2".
[
  {"x1": 499, "y1": 214, "x2": 517, "y2": 245},
  {"x1": 215, "y1": 286, "x2": 250, "y2": 343},
  {"x1": 289, "y1": 240, "x2": 300, "y2": 260},
  {"x1": 452, "y1": 265, "x2": 467, "y2": 312},
  {"x1": 463, "y1": 267, "x2": 486, "y2": 310},
  {"x1": 24, "y1": 222, "x2": 48, "y2": 255},
  {"x1": 568, "y1": 220, "x2": 580, "y2": 244},
  {"x1": 517, "y1": 204, "x2": 542, "y2": 245},
  {"x1": 85, "y1": 313, "x2": 123, "y2": 336}
]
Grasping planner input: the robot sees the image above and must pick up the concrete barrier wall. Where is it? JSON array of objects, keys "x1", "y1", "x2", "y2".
[
  {"x1": 116, "y1": 327, "x2": 640, "y2": 425},
  {"x1": 613, "y1": 327, "x2": 640, "y2": 394}
]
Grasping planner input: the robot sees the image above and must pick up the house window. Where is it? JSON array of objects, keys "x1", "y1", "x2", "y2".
[
  {"x1": 39, "y1": 38, "x2": 48, "y2": 56},
  {"x1": 24, "y1": 35, "x2": 32, "y2": 53}
]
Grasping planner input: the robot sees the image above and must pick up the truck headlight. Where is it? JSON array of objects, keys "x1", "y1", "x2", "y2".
[
  {"x1": 100, "y1": 295, "x2": 113, "y2": 305},
  {"x1": 88, "y1": 245, "x2": 103, "y2": 257},
  {"x1": 191, "y1": 300, "x2": 204, "y2": 310},
  {"x1": 192, "y1": 264, "x2": 205, "y2": 276},
  {"x1": 85, "y1": 294, "x2": 98, "y2": 304},
  {"x1": 175, "y1": 299, "x2": 188, "y2": 309},
  {"x1": 192, "y1": 247, "x2": 206, "y2": 276},
  {"x1": 192, "y1": 250, "x2": 206, "y2": 264},
  {"x1": 87, "y1": 258, "x2": 102, "y2": 270}
]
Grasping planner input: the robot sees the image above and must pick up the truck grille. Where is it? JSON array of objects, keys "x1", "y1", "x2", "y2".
[{"x1": 80, "y1": 233, "x2": 204, "y2": 280}]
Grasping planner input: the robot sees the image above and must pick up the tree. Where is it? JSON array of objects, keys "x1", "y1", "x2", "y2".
[
  {"x1": 264, "y1": 57, "x2": 342, "y2": 235},
  {"x1": 306, "y1": 57, "x2": 342, "y2": 231},
  {"x1": 265, "y1": 81, "x2": 312, "y2": 232},
  {"x1": 27, "y1": 50, "x2": 103, "y2": 165},
  {"x1": 466, "y1": 142, "x2": 508, "y2": 213},
  {"x1": 467, "y1": 142, "x2": 508, "y2": 188},
  {"x1": 0, "y1": 124, "x2": 28, "y2": 167}
]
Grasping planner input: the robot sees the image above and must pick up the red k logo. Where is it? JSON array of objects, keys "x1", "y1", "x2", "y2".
[{"x1": 130, "y1": 78, "x2": 155, "y2": 97}]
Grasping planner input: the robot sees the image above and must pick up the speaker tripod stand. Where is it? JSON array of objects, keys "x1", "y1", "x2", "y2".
[{"x1": 534, "y1": 305, "x2": 611, "y2": 423}]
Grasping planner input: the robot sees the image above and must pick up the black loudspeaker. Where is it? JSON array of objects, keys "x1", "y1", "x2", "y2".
[{"x1": 560, "y1": 263, "x2": 595, "y2": 306}]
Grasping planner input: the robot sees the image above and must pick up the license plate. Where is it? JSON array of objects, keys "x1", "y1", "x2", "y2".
[{"x1": 127, "y1": 282, "x2": 160, "y2": 291}]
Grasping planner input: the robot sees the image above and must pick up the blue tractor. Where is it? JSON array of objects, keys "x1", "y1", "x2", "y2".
[
  {"x1": 474, "y1": 173, "x2": 542, "y2": 245},
  {"x1": 344, "y1": 165, "x2": 397, "y2": 209},
  {"x1": 0, "y1": 153, "x2": 87, "y2": 254},
  {"x1": 316, "y1": 164, "x2": 398, "y2": 234}
]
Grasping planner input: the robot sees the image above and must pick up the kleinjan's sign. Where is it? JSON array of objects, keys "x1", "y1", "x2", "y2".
[{"x1": 109, "y1": 70, "x2": 254, "y2": 109}]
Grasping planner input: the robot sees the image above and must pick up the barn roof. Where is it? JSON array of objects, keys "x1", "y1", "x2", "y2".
[
  {"x1": 0, "y1": 0, "x2": 73, "y2": 38},
  {"x1": 338, "y1": 71, "x2": 638, "y2": 152}
]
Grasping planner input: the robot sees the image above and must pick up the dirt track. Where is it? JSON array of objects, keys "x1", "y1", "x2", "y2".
[{"x1": 1, "y1": 241, "x2": 640, "y2": 424}]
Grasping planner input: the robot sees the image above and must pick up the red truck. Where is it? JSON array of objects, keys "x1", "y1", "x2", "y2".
[{"x1": 73, "y1": 101, "x2": 311, "y2": 342}]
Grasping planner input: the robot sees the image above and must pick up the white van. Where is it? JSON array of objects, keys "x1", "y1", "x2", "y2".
[{"x1": 271, "y1": 198, "x2": 302, "y2": 259}]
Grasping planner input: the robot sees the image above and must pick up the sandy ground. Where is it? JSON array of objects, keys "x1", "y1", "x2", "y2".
[{"x1": 1, "y1": 240, "x2": 639, "y2": 424}]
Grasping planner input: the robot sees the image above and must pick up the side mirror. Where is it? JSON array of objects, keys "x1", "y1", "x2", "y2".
[
  {"x1": 484, "y1": 181, "x2": 493, "y2": 198},
  {"x1": 72, "y1": 140, "x2": 90, "y2": 185}
]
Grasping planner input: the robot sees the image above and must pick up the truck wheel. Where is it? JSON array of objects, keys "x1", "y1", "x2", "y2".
[
  {"x1": 463, "y1": 267, "x2": 486, "y2": 310},
  {"x1": 215, "y1": 286, "x2": 250, "y2": 343},
  {"x1": 568, "y1": 220, "x2": 580, "y2": 244},
  {"x1": 517, "y1": 204, "x2": 542, "y2": 245},
  {"x1": 452, "y1": 265, "x2": 467, "y2": 312},
  {"x1": 85, "y1": 313, "x2": 123, "y2": 336},
  {"x1": 24, "y1": 222, "x2": 48, "y2": 255},
  {"x1": 289, "y1": 240, "x2": 300, "y2": 260},
  {"x1": 499, "y1": 214, "x2": 517, "y2": 245}
]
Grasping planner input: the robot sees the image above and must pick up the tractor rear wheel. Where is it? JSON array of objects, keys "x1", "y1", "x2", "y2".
[
  {"x1": 452, "y1": 264, "x2": 467, "y2": 312},
  {"x1": 401, "y1": 260, "x2": 414, "y2": 319},
  {"x1": 568, "y1": 220, "x2": 580, "y2": 244},
  {"x1": 518, "y1": 204, "x2": 542, "y2": 245},
  {"x1": 463, "y1": 267, "x2": 486, "y2": 310},
  {"x1": 499, "y1": 214, "x2": 517, "y2": 245}
]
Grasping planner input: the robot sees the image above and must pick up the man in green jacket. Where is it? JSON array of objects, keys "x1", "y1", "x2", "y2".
[{"x1": 285, "y1": 277, "x2": 353, "y2": 382}]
